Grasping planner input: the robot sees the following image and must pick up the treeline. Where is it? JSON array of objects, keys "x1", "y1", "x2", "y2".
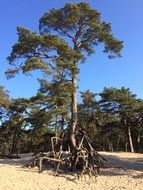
[
  {"x1": 0, "y1": 85, "x2": 143, "y2": 155},
  {"x1": 1, "y1": 2, "x2": 124, "y2": 156}
]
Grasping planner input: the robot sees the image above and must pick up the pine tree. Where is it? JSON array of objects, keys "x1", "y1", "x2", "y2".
[{"x1": 6, "y1": 2, "x2": 123, "y2": 151}]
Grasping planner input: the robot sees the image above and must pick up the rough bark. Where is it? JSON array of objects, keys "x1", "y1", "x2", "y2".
[
  {"x1": 116, "y1": 138, "x2": 120, "y2": 151},
  {"x1": 137, "y1": 130, "x2": 141, "y2": 152},
  {"x1": 124, "y1": 119, "x2": 134, "y2": 153},
  {"x1": 127, "y1": 126, "x2": 134, "y2": 153},
  {"x1": 70, "y1": 74, "x2": 77, "y2": 151},
  {"x1": 106, "y1": 136, "x2": 114, "y2": 152},
  {"x1": 125, "y1": 138, "x2": 128, "y2": 152}
]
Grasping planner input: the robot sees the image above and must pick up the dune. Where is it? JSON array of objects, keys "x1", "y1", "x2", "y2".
[{"x1": 0, "y1": 152, "x2": 143, "y2": 190}]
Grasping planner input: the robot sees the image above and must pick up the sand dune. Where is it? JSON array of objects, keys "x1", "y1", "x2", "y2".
[{"x1": 0, "y1": 152, "x2": 143, "y2": 190}]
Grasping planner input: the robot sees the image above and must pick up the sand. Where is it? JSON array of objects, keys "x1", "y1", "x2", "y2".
[{"x1": 0, "y1": 152, "x2": 143, "y2": 190}]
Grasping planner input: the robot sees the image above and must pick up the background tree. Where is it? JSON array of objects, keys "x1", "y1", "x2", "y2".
[
  {"x1": 0, "y1": 86, "x2": 9, "y2": 107},
  {"x1": 78, "y1": 90, "x2": 99, "y2": 139},
  {"x1": 0, "y1": 86, "x2": 10, "y2": 152},
  {"x1": 37, "y1": 78, "x2": 71, "y2": 133},
  {"x1": 0, "y1": 98, "x2": 29, "y2": 155},
  {"x1": 99, "y1": 87, "x2": 142, "y2": 152},
  {"x1": 0, "y1": 85, "x2": 10, "y2": 121},
  {"x1": 24, "y1": 107, "x2": 54, "y2": 153}
]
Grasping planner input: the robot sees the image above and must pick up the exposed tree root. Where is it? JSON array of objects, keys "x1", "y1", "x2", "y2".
[{"x1": 26, "y1": 128, "x2": 125, "y2": 179}]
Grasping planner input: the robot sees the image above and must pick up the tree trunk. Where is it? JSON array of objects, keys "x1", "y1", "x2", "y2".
[
  {"x1": 55, "y1": 114, "x2": 58, "y2": 144},
  {"x1": 70, "y1": 74, "x2": 77, "y2": 151},
  {"x1": 127, "y1": 126, "x2": 134, "y2": 153},
  {"x1": 60, "y1": 114, "x2": 64, "y2": 132},
  {"x1": 124, "y1": 119, "x2": 134, "y2": 152},
  {"x1": 125, "y1": 137, "x2": 128, "y2": 152},
  {"x1": 137, "y1": 130, "x2": 141, "y2": 152},
  {"x1": 11, "y1": 127, "x2": 18, "y2": 155},
  {"x1": 116, "y1": 138, "x2": 120, "y2": 151},
  {"x1": 106, "y1": 136, "x2": 113, "y2": 151}
]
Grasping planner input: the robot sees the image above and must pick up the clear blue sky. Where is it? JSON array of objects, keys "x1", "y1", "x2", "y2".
[{"x1": 1, "y1": 0, "x2": 143, "y2": 99}]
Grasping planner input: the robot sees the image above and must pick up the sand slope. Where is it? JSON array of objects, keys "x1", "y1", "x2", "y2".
[{"x1": 0, "y1": 152, "x2": 143, "y2": 190}]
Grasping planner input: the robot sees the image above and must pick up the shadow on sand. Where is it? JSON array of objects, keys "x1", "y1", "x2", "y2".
[
  {"x1": 0, "y1": 153, "x2": 33, "y2": 166},
  {"x1": 99, "y1": 152, "x2": 143, "y2": 178},
  {"x1": 0, "y1": 152, "x2": 143, "y2": 179}
]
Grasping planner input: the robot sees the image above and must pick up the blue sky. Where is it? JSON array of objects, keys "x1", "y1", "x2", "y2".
[{"x1": 1, "y1": 0, "x2": 143, "y2": 99}]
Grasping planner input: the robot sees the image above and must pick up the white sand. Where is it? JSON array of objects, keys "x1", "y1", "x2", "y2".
[{"x1": 0, "y1": 152, "x2": 143, "y2": 190}]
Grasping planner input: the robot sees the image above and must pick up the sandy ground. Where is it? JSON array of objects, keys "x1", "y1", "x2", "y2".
[{"x1": 0, "y1": 152, "x2": 143, "y2": 190}]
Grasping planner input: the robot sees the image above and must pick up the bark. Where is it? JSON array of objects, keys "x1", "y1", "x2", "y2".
[
  {"x1": 55, "y1": 114, "x2": 58, "y2": 144},
  {"x1": 60, "y1": 114, "x2": 64, "y2": 132},
  {"x1": 106, "y1": 136, "x2": 113, "y2": 152},
  {"x1": 125, "y1": 138, "x2": 128, "y2": 152},
  {"x1": 11, "y1": 117, "x2": 23, "y2": 155},
  {"x1": 11, "y1": 126, "x2": 18, "y2": 155},
  {"x1": 127, "y1": 126, "x2": 134, "y2": 153},
  {"x1": 69, "y1": 40, "x2": 79, "y2": 151},
  {"x1": 11, "y1": 127, "x2": 21, "y2": 155},
  {"x1": 124, "y1": 119, "x2": 134, "y2": 152},
  {"x1": 137, "y1": 130, "x2": 141, "y2": 152},
  {"x1": 116, "y1": 138, "x2": 120, "y2": 151},
  {"x1": 70, "y1": 74, "x2": 77, "y2": 151}
]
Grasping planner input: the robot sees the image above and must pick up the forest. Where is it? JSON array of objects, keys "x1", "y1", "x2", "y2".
[
  {"x1": 0, "y1": 2, "x2": 143, "y2": 178},
  {"x1": 0, "y1": 85, "x2": 143, "y2": 156}
]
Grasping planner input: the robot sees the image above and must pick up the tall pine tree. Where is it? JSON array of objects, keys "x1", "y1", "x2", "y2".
[{"x1": 6, "y1": 2, "x2": 123, "y2": 151}]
